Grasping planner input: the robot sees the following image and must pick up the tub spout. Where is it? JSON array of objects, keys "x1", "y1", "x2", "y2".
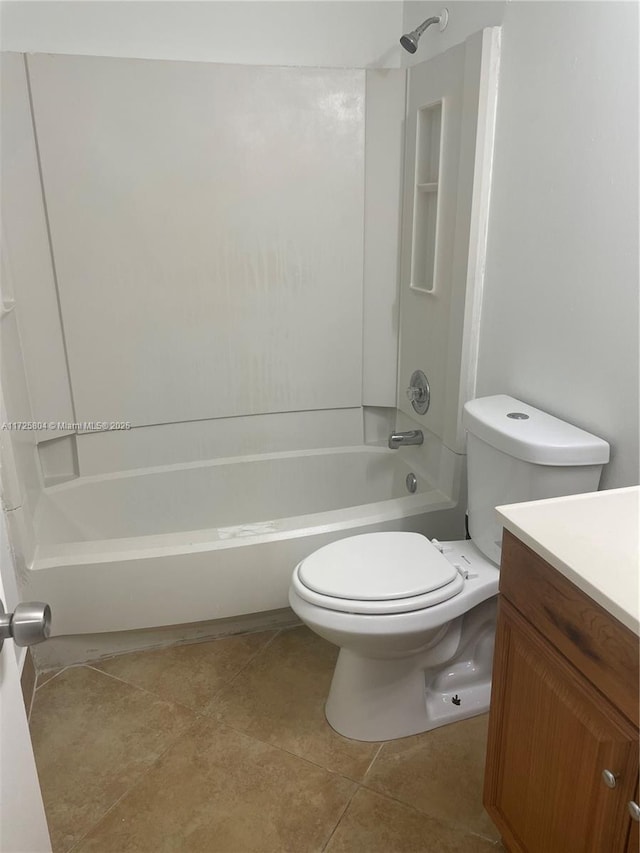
[{"x1": 388, "y1": 430, "x2": 424, "y2": 450}]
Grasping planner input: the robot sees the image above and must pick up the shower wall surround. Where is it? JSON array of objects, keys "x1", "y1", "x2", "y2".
[
  {"x1": 4, "y1": 53, "x2": 405, "y2": 475},
  {"x1": 397, "y1": 29, "x2": 500, "y2": 456},
  {"x1": 30, "y1": 56, "x2": 364, "y2": 424}
]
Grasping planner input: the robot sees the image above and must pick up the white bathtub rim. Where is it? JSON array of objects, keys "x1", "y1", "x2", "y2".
[
  {"x1": 32, "y1": 488, "x2": 455, "y2": 569},
  {"x1": 39, "y1": 444, "x2": 406, "y2": 494}
]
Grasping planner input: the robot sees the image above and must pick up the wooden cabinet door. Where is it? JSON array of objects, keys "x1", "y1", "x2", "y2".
[{"x1": 484, "y1": 600, "x2": 638, "y2": 853}]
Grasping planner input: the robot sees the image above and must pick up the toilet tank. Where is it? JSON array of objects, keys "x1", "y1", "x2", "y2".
[{"x1": 463, "y1": 395, "x2": 610, "y2": 565}]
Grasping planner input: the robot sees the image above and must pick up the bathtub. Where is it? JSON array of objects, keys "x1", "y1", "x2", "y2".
[{"x1": 26, "y1": 446, "x2": 461, "y2": 635}]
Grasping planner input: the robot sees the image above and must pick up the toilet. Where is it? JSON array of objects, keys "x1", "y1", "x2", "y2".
[{"x1": 288, "y1": 395, "x2": 610, "y2": 741}]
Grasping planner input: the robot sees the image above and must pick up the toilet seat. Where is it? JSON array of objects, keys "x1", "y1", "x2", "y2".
[{"x1": 293, "y1": 532, "x2": 465, "y2": 615}]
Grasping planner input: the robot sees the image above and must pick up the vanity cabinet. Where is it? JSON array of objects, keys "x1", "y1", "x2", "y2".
[{"x1": 484, "y1": 530, "x2": 639, "y2": 853}]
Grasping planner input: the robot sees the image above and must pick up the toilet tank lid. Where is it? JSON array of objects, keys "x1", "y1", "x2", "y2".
[{"x1": 463, "y1": 395, "x2": 610, "y2": 466}]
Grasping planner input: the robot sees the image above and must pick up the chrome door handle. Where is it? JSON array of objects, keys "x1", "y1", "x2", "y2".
[
  {"x1": 629, "y1": 801, "x2": 640, "y2": 822},
  {"x1": 601, "y1": 769, "x2": 619, "y2": 789},
  {"x1": 0, "y1": 599, "x2": 51, "y2": 651}
]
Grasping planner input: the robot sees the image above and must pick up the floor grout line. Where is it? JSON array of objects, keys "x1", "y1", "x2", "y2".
[
  {"x1": 361, "y1": 742, "x2": 385, "y2": 780},
  {"x1": 83, "y1": 623, "x2": 384, "y2": 790},
  {"x1": 356, "y1": 783, "x2": 501, "y2": 844},
  {"x1": 35, "y1": 666, "x2": 68, "y2": 692},
  {"x1": 190, "y1": 707, "x2": 370, "y2": 786},
  {"x1": 319, "y1": 782, "x2": 361, "y2": 852},
  {"x1": 79, "y1": 627, "x2": 282, "y2": 714},
  {"x1": 83, "y1": 664, "x2": 203, "y2": 716},
  {"x1": 59, "y1": 682, "x2": 362, "y2": 853},
  {"x1": 215, "y1": 627, "x2": 283, "y2": 691},
  {"x1": 27, "y1": 673, "x2": 38, "y2": 725},
  {"x1": 76, "y1": 659, "x2": 368, "y2": 791},
  {"x1": 64, "y1": 713, "x2": 204, "y2": 853}
]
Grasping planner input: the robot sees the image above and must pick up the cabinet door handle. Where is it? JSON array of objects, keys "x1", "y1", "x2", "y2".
[
  {"x1": 629, "y1": 801, "x2": 640, "y2": 822},
  {"x1": 602, "y1": 770, "x2": 619, "y2": 789}
]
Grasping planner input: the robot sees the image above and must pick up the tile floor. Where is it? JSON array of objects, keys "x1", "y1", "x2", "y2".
[{"x1": 30, "y1": 626, "x2": 504, "y2": 853}]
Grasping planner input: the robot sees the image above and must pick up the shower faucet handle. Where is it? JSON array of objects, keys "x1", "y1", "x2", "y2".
[
  {"x1": 407, "y1": 385, "x2": 427, "y2": 404},
  {"x1": 406, "y1": 370, "x2": 431, "y2": 415}
]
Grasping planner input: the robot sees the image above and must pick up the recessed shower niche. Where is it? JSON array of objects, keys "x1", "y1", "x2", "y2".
[{"x1": 410, "y1": 101, "x2": 442, "y2": 294}]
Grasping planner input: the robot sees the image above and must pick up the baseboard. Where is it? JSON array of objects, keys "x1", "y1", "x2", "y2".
[{"x1": 31, "y1": 607, "x2": 301, "y2": 671}]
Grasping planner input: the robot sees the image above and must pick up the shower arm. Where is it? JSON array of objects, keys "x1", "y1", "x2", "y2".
[{"x1": 413, "y1": 16, "x2": 441, "y2": 38}]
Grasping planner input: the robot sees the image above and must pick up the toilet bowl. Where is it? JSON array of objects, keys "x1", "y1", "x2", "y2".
[
  {"x1": 289, "y1": 395, "x2": 610, "y2": 742},
  {"x1": 289, "y1": 532, "x2": 499, "y2": 741}
]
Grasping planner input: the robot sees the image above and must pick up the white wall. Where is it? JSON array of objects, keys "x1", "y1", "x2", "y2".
[
  {"x1": 0, "y1": 0, "x2": 403, "y2": 68},
  {"x1": 403, "y1": 1, "x2": 639, "y2": 489}
]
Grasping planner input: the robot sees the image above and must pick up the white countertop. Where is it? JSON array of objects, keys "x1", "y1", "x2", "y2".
[{"x1": 497, "y1": 486, "x2": 640, "y2": 636}]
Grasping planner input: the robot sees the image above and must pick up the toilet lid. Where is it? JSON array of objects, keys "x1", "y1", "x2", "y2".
[{"x1": 298, "y1": 532, "x2": 458, "y2": 601}]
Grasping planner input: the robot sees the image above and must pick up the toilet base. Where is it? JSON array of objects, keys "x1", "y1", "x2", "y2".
[{"x1": 325, "y1": 598, "x2": 496, "y2": 742}]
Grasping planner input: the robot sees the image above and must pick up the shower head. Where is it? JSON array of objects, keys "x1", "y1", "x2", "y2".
[
  {"x1": 400, "y1": 27, "x2": 428, "y2": 54},
  {"x1": 400, "y1": 9, "x2": 448, "y2": 54}
]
